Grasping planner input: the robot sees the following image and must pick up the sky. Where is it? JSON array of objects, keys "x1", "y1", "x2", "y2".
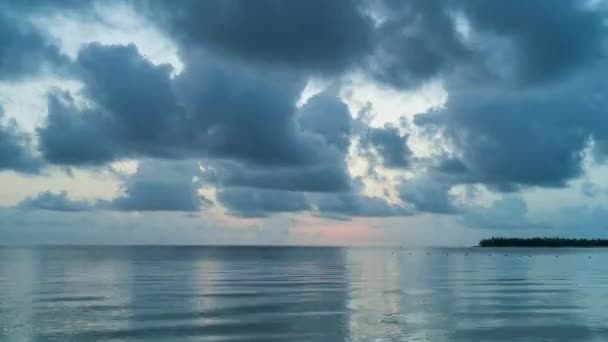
[{"x1": 1, "y1": 0, "x2": 608, "y2": 246}]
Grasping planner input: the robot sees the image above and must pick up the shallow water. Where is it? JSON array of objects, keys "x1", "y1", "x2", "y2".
[{"x1": 1, "y1": 246, "x2": 608, "y2": 341}]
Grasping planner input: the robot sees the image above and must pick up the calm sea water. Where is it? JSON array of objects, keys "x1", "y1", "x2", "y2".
[{"x1": 1, "y1": 246, "x2": 608, "y2": 342}]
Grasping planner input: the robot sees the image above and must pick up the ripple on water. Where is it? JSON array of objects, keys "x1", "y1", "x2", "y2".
[{"x1": 2, "y1": 246, "x2": 608, "y2": 342}]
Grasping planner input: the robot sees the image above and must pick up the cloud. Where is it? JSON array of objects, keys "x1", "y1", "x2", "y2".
[
  {"x1": 15, "y1": 159, "x2": 208, "y2": 213},
  {"x1": 38, "y1": 44, "x2": 352, "y2": 172},
  {"x1": 140, "y1": 0, "x2": 374, "y2": 74},
  {"x1": 201, "y1": 160, "x2": 351, "y2": 193},
  {"x1": 408, "y1": 1, "x2": 608, "y2": 193},
  {"x1": 38, "y1": 93, "x2": 120, "y2": 165},
  {"x1": 404, "y1": 1, "x2": 608, "y2": 192},
  {"x1": 36, "y1": 41, "x2": 359, "y2": 194},
  {"x1": 38, "y1": 43, "x2": 187, "y2": 165},
  {"x1": 107, "y1": 160, "x2": 209, "y2": 212},
  {"x1": 216, "y1": 188, "x2": 411, "y2": 219},
  {"x1": 359, "y1": 124, "x2": 413, "y2": 168},
  {"x1": 366, "y1": 0, "x2": 606, "y2": 88},
  {"x1": 453, "y1": 0, "x2": 606, "y2": 84},
  {"x1": 366, "y1": 0, "x2": 472, "y2": 88},
  {"x1": 314, "y1": 193, "x2": 412, "y2": 219},
  {"x1": 297, "y1": 93, "x2": 353, "y2": 153},
  {"x1": 399, "y1": 174, "x2": 459, "y2": 214},
  {"x1": 8, "y1": 0, "x2": 608, "y2": 231},
  {"x1": 217, "y1": 188, "x2": 310, "y2": 218},
  {"x1": 174, "y1": 50, "x2": 314, "y2": 166},
  {"x1": 34, "y1": 3, "x2": 608, "y2": 189},
  {"x1": 36, "y1": 43, "x2": 391, "y2": 217},
  {"x1": 0, "y1": 8, "x2": 69, "y2": 80},
  {"x1": 0, "y1": 108, "x2": 42, "y2": 173},
  {"x1": 17, "y1": 191, "x2": 93, "y2": 212},
  {"x1": 366, "y1": 0, "x2": 606, "y2": 89},
  {"x1": 200, "y1": 93, "x2": 356, "y2": 193},
  {"x1": 416, "y1": 73, "x2": 608, "y2": 190}
]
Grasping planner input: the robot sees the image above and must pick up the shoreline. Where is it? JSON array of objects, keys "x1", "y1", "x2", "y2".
[{"x1": 479, "y1": 238, "x2": 608, "y2": 248}]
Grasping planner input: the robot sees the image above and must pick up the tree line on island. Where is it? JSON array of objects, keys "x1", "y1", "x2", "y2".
[{"x1": 479, "y1": 237, "x2": 608, "y2": 247}]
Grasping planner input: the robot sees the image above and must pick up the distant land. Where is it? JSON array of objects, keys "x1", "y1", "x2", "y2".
[{"x1": 479, "y1": 237, "x2": 608, "y2": 247}]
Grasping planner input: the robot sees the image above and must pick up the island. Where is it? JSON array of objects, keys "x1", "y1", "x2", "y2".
[{"x1": 479, "y1": 237, "x2": 608, "y2": 247}]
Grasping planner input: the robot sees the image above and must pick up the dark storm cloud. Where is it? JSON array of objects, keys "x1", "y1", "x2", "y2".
[
  {"x1": 0, "y1": 109, "x2": 41, "y2": 173},
  {"x1": 108, "y1": 160, "x2": 209, "y2": 212},
  {"x1": 17, "y1": 191, "x2": 93, "y2": 212},
  {"x1": 217, "y1": 188, "x2": 310, "y2": 218},
  {"x1": 359, "y1": 125, "x2": 413, "y2": 168},
  {"x1": 141, "y1": 0, "x2": 374, "y2": 74}
]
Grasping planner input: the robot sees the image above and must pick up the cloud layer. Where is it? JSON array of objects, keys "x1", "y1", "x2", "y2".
[{"x1": 1, "y1": 0, "x2": 608, "y2": 238}]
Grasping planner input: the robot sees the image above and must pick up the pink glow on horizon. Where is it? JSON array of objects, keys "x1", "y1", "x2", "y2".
[{"x1": 289, "y1": 215, "x2": 385, "y2": 246}]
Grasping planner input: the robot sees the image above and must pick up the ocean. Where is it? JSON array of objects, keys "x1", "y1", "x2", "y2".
[{"x1": 1, "y1": 246, "x2": 608, "y2": 341}]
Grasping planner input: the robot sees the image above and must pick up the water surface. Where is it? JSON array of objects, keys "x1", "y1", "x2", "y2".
[{"x1": 1, "y1": 246, "x2": 608, "y2": 341}]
